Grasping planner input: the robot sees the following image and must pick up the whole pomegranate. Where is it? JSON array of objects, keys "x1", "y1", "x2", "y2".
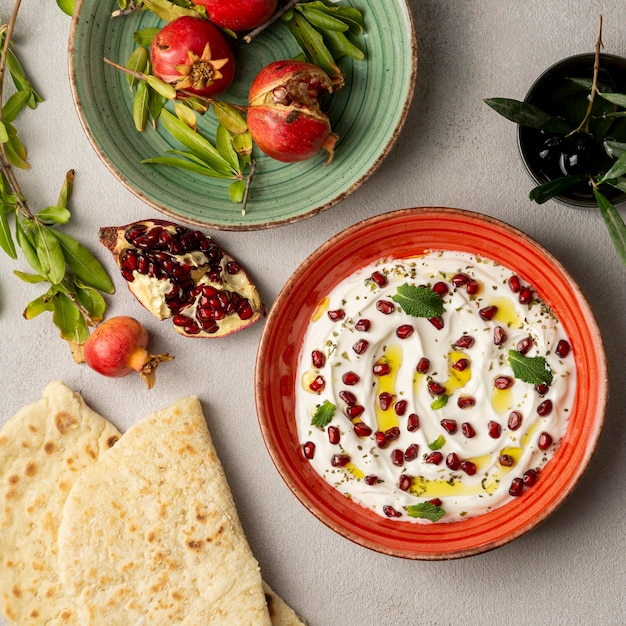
[
  {"x1": 84, "y1": 316, "x2": 173, "y2": 389},
  {"x1": 99, "y1": 220, "x2": 264, "y2": 338},
  {"x1": 191, "y1": 0, "x2": 277, "y2": 31},
  {"x1": 247, "y1": 60, "x2": 338, "y2": 164},
  {"x1": 151, "y1": 16, "x2": 235, "y2": 97}
]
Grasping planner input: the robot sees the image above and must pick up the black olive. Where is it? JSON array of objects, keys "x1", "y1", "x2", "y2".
[{"x1": 558, "y1": 132, "x2": 598, "y2": 176}]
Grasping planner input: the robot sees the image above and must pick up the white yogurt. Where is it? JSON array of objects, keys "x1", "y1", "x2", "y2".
[{"x1": 295, "y1": 251, "x2": 576, "y2": 523}]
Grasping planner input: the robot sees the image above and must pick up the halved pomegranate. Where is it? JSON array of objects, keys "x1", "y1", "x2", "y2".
[
  {"x1": 99, "y1": 220, "x2": 264, "y2": 338},
  {"x1": 247, "y1": 60, "x2": 338, "y2": 164}
]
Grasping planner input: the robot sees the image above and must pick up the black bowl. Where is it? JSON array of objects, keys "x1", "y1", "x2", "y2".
[{"x1": 518, "y1": 53, "x2": 626, "y2": 207}]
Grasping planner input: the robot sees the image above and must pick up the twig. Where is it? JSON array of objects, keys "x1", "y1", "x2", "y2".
[
  {"x1": 241, "y1": 159, "x2": 257, "y2": 215},
  {"x1": 576, "y1": 14, "x2": 603, "y2": 135},
  {"x1": 243, "y1": 0, "x2": 299, "y2": 43}
]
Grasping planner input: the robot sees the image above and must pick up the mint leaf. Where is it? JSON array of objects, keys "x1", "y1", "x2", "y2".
[
  {"x1": 508, "y1": 350, "x2": 554, "y2": 386},
  {"x1": 392, "y1": 284, "x2": 445, "y2": 318},
  {"x1": 406, "y1": 501, "x2": 446, "y2": 522},
  {"x1": 428, "y1": 435, "x2": 446, "y2": 450},
  {"x1": 311, "y1": 399, "x2": 336, "y2": 428},
  {"x1": 430, "y1": 394, "x2": 449, "y2": 410}
]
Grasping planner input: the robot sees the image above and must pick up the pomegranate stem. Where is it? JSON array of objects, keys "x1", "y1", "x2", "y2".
[{"x1": 243, "y1": 0, "x2": 300, "y2": 44}]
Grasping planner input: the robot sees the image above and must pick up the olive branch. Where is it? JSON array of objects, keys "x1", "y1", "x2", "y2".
[{"x1": 0, "y1": 0, "x2": 115, "y2": 361}]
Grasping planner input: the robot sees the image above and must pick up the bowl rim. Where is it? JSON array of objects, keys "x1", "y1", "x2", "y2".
[
  {"x1": 67, "y1": 0, "x2": 418, "y2": 231},
  {"x1": 255, "y1": 206, "x2": 608, "y2": 559},
  {"x1": 517, "y1": 51, "x2": 626, "y2": 208}
]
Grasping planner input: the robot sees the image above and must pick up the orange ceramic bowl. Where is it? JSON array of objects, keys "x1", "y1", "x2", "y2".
[{"x1": 254, "y1": 207, "x2": 607, "y2": 559}]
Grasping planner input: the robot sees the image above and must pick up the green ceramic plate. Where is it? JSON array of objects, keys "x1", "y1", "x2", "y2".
[{"x1": 69, "y1": 0, "x2": 416, "y2": 230}]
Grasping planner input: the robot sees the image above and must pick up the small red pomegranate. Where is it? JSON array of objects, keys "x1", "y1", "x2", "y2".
[
  {"x1": 150, "y1": 16, "x2": 235, "y2": 97},
  {"x1": 247, "y1": 60, "x2": 338, "y2": 164},
  {"x1": 99, "y1": 219, "x2": 264, "y2": 338},
  {"x1": 191, "y1": 0, "x2": 277, "y2": 31},
  {"x1": 84, "y1": 316, "x2": 173, "y2": 389}
]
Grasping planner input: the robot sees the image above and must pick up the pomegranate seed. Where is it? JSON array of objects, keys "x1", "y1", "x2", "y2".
[
  {"x1": 327, "y1": 425, "x2": 340, "y2": 445},
  {"x1": 509, "y1": 477, "x2": 524, "y2": 496},
  {"x1": 499, "y1": 454, "x2": 514, "y2": 467},
  {"x1": 519, "y1": 287, "x2": 533, "y2": 304},
  {"x1": 508, "y1": 410, "x2": 523, "y2": 430},
  {"x1": 535, "y1": 382, "x2": 550, "y2": 396},
  {"x1": 508, "y1": 274, "x2": 521, "y2": 293},
  {"x1": 429, "y1": 315, "x2": 444, "y2": 330},
  {"x1": 457, "y1": 396, "x2": 475, "y2": 409},
  {"x1": 391, "y1": 449, "x2": 404, "y2": 466},
  {"x1": 455, "y1": 334, "x2": 475, "y2": 349},
  {"x1": 371, "y1": 271, "x2": 387, "y2": 287},
  {"x1": 311, "y1": 350, "x2": 325, "y2": 368},
  {"x1": 373, "y1": 362, "x2": 391, "y2": 376},
  {"x1": 353, "y1": 422, "x2": 373, "y2": 437},
  {"x1": 446, "y1": 452, "x2": 461, "y2": 470},
  {"x1": 451, "y1": 273, "x2": 469, "y2": 287},
  {"x1": 555, "y1": 339, "x2": 571, "y2": 358},
  {"x1": 523, "y1": 469, "x2": 538, "y2": 487},
  {"x1": 376, "y1": 300, "x2": 395, "y2": 314},
  {"x1": 517, "y1": 337, "x2": 534, "y2": 354},
  {"x1": 425, "y1": 451, "x2": 443, "y2": 465},
  {"x1": 225, "y1": 260, "x2": 240, "y2": 274},
  {"x1": 302, "y1": 441, "x2": 315, "y2": 459},
  {"x1": 394, "y1": 399, "x2": 408, "y2": 416},
  {"x1": 460, "y1": 460, "x2": 477, "y2": 475},
  {"x1": 364, "y1": 474, "x2": 379, "y2": 485},
  {"x1": 432, "y1": 281, "x2": 449, "y2": 296},
  {"x1": 494, "y1": 375, "x2": 513, "y2": 390},
  {"x1": 407, "y1": 413, "x2": 420, "y2": 432},
  {"x1": 537, "y1": 432, "x2": 553, "y2": 450},
  {"x1": 452, "y1": 358, "x2": 469, "y2": 372},
  {"x1": 461, "y1": 422, "x2": 476, "y2": 438},
  {"x1": 339, "y1": 390, "x2": 357, "y2": 406},
  {"x1": 404, "y1": 443, "x2": 419, "y2": 462},
  {"x1": 466, "y1": 279, "x2": 479, "y2": 295},
  {"x1": 342, "y1": 371, "x2": 360, "y2": 386},
  {"x1": 488, "y1": 421, "x2": 502, "y2": 438},
  {"x1": 537, "y1": 399, "x2": 553, "y2": 417},
  {"x1": 346, "y1": 405, "x2": 365, "y2": 419},
  {"x1": 327, "y1": 309, "x2": 345, "y2": 321},
  {"x1": 383, "y1": 505, "x2": 403, "y2": 518},
  {"x1": 493, "y1": 326, "x2": 507, "y2": 346},
  {"x1": 355, "y1": 318, "x2": 371, "y2": 332},
  {"x1": 309, "y1": 375, "x2": 326, "y2": 392},
  {"x1": 441, "y1": 419, "x2": 458, "y2": 434},
  {"x1": 428, "y1": 498, "x2": 442, "y2": 507},
  {"x1": 479, "y1": 305, "x2": 498, "y2": 320},
  {"x1": 396, "y1": 324, "x2": 414, "y2": 339},
  {"x1": 375, "y1": 431, "x2": 388, "y2": 448},
  {"x1": 352, "y1": 338, "x2": 369, "y2": 355},
  {"x1": 385, "y1": 427, "x2": 401, "y2": 442},
  {"x1": 398, "y1": 475, "x2": 413, "y2": 491},
  {"x1": 427, "y1": 380, "x2": 446, "y2": 395},
  {"x1": 121, "y1": 267, "x2": 135, "y2": 282},
  {"x1": 378, "y1": 392, "x2": 393, "y2": 411},
  {"x1": 416, "y1": 357, "x2": 430, "y2": 374},
  {"x1": 331, "y1": 454, "x2": 351, "y2": 467}
]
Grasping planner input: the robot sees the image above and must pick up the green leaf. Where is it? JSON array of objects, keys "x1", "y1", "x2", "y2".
[
  {"x1": 428, "y1": 435, "x2": 446, "y2": 451},
  {"x1": 484, "y1": 98, "x2": 572, "y2": 134},
  {"x1": 229, "y1": 179, "x2": 246, "y2": 204},
  {"x1": 13, "y1": 269, "x2": 46, "y2": 283},
  {"x1": 600, "y1": 150, "x2": 626, "y2": 183},
  {"x1": 1, "y1": 90, "x2": 30, "y2": 124},
  {"x1": 311, "y1": 399, "x2": 336, "y2": 428},
  {"x1": 134, "y1": 28, "x2": 160, "y2": 48},
  {"x1": 133, "y1": 80, "x2": 150, "y2": 131},
  {"x1": 49, "y1": 228, "x2": 115, "y2": 294},
  {"x1": 52, "y1": 293, "x2": 86, "y2": 342},
  {"x1": 391, "y1": 284, "x2": 445, "y2": 318},
  {"x1": 145, "y1": 75, "x2": 177, "y2": 100},
  {"x1": 56, "y1": 0, "x2": 75, "y2": 16},
  {"x1": 142, "y1": 154, "x2": 232, "y2": 178},
  {"x1": 142, "y1": 0, "x2": 201, "y2": 22},
  {"x1": 15, "y1": 219, "x2": 43, "y2": 274},
  {"x1": 528, "y1": 175, "x2": 587, "y2": 204},
  {"x1": 216, "y1": 124, "x2": 240, "y2": 172},
  {"x1": 37, "y1": 206, "x2": 71, "y2": 224},
  {"x1": 4, "y1": 122, "x2": 29, "y2": 169},
  {"x1": 508, "y1": 350, "x2": 554, "y2": 385},
  {"x1": 597, "y1": 91, "x2": 626, "y2": 108},
  {"x1": 73, "y1": 282, "x2": 107, "y2": 323},
  {"x1": 148, "y1": 87, "x2": 167, "y2": 126},
  {"x1": 300, "y1": 6, "x2": 349, "y2": 32},
  {"x1": 430, "y1": 394, "x2": 449, "y2": 410},
  {"x1": 594, "y1": 189, "x2": 626, "y2": 266},
  {"x1": 213, "y1": 101, "x2": 248, "y2": 135},
  {"x1": 406, "y1": 501, "x2": 446, "y2": 522},
  {"x1": 0, "y1": 207, "x2": 16, "y2": 258},
  {"x1": 126, "y1": 46, "x2": 149, "y2": 89},
  {"x1": 4, "y1": 46, "x2": 43, "y2": 108},
  {"x1": 158, "y1": 109, "x2": 235, "y2": 176},
  {"x1": 57, "y1": 169, "x2": 74, "y2": 208},
  {"x1": 23, "y1": 293, "x2": 54, "y2": 320},
  {"x1": 34, "y1": 224, "x2": 66, "y2": 284},
  {"x1": 322, "y1": 29, "x2": 365, "y2": 62}
]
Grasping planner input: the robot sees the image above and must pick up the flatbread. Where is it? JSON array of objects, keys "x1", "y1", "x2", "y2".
[
  {"x1": 0, "y1": 381, "x2": 121, "y2": 625},
  {"x1": 57, "y1": 396, "x2": 275, "y2": 625},
  {"x1": 263, "y1": 583, "x2": 306, "y2": 626}
]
